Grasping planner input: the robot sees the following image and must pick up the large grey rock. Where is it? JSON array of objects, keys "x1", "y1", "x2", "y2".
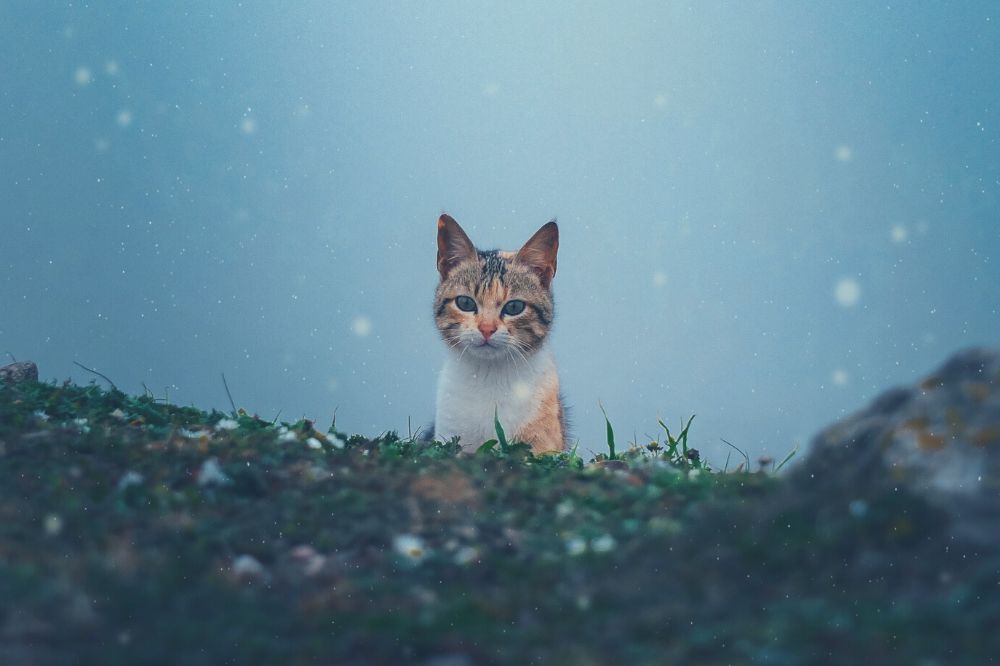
[
  {"x1": 799, "y1": 347, "x2": 1000, "y2": 546},
  {"x1": 0, "y1": 362, "x2": 38, "y2": 385}
]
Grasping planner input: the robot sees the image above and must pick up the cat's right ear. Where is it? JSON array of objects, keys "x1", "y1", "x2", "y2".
[{"x1": 437, "y1": 214, "x2": 477, "y2": 279}]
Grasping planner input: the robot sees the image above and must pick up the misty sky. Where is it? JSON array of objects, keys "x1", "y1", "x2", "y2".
[{"x1": 2, "y1": 2, "x2": 998, "y2": 463}]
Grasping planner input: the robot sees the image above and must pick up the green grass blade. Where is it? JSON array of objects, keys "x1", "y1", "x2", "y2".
[
  {"x1": 599, "y1": 402, "x2": 617, "y2": 460},
  {"x1": 678, "y1": 415, "x2": 695, "y2": 458},
  {"x1": 494, "y1": 407, "x2": 509, "y2": 449},
  {"x1": 720, "y1": 438, "x2": 750, "y2": 473},
  {"x1": 775, "y1": 445, "x2": 799, "y2": 472}
]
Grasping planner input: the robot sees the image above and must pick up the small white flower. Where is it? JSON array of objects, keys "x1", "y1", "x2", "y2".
[
  {"x1": 453, "y1": 546, "x2": 479, "y2": 566},
  {"x1": 197, "y1": 457, "x2": 232, "y2": 487},
  {"x1": 306, "y1": 437, "x2": 323, "y2": 450},
  {"x1": 43, "y1": 514, "x2": 63, "y2": 536},
  {"x1": 327, "y1": 433, "x2": 346, "y2": 449},
  {"x1": 687, "y1": 468, "x2": 701, "y2": 480},
  {"x1": 555, "y1": 500, "x2": 575, "y2": 519},
  {"x1": 179, "y1": 428, "x2": 210, "y2": 439},
  {"x1": 591, "y1": 534, "x2": 617, "y2": 554},
  {"x1": 276, "y1": 427, "x2": 298, "y2": 443},
  {"x1": 109, "y1": 408, "x2": 126, "y2": 420},
  {"x1": 565, "y1": 536, "x2": 587, "y2": 557},
  {"x1": 231, "y1": 554, "x2": 265, "y2": 580},
  {"x1": 116, "y1": 470, "x2": 144, "y2": 492},
  {"x1": 34, "y1": 410, "x2": 50, "y2": 422},
  {"x1": 73, "y1": 418, "x2": 91, "y2": 434},
  {"x1": 393, "y1": 534, "x2": 429, "y2": 563},
  {"x1": 215, "y1": 418, "x2": 239, "y2": 431}
]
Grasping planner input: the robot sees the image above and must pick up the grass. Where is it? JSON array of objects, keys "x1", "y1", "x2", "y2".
[{"x1": 0, "y1": 379, "x2": 996, "y2": 665}]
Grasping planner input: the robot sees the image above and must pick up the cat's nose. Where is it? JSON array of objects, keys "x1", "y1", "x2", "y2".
[{"x1": 478, "y1": 321, "x2": 498, "y2": 340}]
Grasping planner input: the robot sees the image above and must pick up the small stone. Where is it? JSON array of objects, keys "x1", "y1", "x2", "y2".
[
  {"x1": 290, "y1": 545, "x2": 326, "y2": 576},
  {"x1": 0, "y1": 361, "x2": 39, "y2": 385}
]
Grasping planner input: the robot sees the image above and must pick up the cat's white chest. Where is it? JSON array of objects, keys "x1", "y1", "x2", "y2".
[{"x1": 435, "y1": 349, "x2": 554, "y2": 450}]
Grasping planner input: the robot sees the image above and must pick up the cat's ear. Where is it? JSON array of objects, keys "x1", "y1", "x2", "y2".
[
  {"x1": 437, "y1": 214, "x2": 477, "y2": 279},
  {"x1": 516, "y1": 221, "x2": 559, "y2": 289}
]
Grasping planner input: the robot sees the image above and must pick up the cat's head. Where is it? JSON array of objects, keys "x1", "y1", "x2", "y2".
[{"x1": 434, "y1": 214, "x2": 558, "y2": 362}]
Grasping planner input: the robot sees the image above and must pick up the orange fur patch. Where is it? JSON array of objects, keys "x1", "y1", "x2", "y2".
[{"x1": 515, "y1": 374, "x2": 564, "y2": 453}]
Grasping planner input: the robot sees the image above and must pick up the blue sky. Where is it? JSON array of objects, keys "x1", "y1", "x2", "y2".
[{"x1": 2, "y1": 2, "x2": 998, "y2": 461}]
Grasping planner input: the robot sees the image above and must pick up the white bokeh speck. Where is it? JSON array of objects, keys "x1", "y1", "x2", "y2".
[
  {"x1": 834, "y1": 278, "x2": 861, "y2": 307},
  {"x1": 351, "y1": 316, "x2": 372, "y2": 337}
]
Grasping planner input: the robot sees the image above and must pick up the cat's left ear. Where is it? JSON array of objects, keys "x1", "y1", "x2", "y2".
[{"x1": 516, "y1": 221, "x2": 559, "y2": 289}]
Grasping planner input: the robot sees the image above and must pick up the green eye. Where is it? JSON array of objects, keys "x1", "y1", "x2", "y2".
[
  {"x1": 455, "y1": 295, "x2": 477, "y2": 312},
  {"x1": 502, "y1": 300, "x2": 526, "y2": 316}
]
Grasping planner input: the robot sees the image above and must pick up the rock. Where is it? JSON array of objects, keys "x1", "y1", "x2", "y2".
[
  {"x1": 0, "y1": 362, "x2": 38, "y2": 385},
  {"x1": 798, "y1": 347, "x2": 1000, "y2": 547}
]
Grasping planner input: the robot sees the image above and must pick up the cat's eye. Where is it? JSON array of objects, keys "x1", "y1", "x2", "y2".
[
  {"x1": 455, "y1": 295, "x2": 477, "y2": 313},
  {"x1": 502, "y1": 300, "x2": 526, "y2": 316}
]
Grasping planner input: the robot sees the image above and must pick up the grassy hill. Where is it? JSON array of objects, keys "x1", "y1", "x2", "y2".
[{"x1": 0, "y1": 380, "x2": 994, "y2": 665}]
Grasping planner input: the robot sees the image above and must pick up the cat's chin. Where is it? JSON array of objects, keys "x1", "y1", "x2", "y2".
[{"x1": 460, "y1": 342, "x2": 512, "y2": 362}]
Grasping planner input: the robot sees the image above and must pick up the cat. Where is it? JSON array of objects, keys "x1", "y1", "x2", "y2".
[{"x1": 432, "y1": 214, "x2": 568, "y2": 454}]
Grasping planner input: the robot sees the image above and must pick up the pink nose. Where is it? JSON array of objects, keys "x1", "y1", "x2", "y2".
[{"x1": 478, "y1": 322, "x2": 498, "y2": 340}]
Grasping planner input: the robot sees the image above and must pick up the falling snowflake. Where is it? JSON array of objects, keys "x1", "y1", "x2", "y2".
[
  {"x1": 351, "y1": 315, "x2": 372, "y2": 337},
  {"x1": 832, "y1": 369, "x2": 849, "y2": 386},
  {"x1": 834, "y1": 277, "x2": 861, "y2": 307},
  {"x1": 890, "y1": 225, "x2": 908, "y2": 243},
  {"x1": 74, "y1": 66, "x2": 93, "y2": 86},
  {"x1": 834, "y1": 145, "x2": 853, "y2": 162},
  {"x1": 512, "y1": 381, "x2": 532, "y2": 400},
  {"x1": 652, "y1": 271, "x2": 667, "y2": 287},
  {"x1": 116, "y1": 110, "x2": 133, "y2": 127}
]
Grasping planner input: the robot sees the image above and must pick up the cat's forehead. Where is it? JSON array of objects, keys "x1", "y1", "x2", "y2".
[{"x1": 444, "y1": 250, "x2": 535, "y2": 291}]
